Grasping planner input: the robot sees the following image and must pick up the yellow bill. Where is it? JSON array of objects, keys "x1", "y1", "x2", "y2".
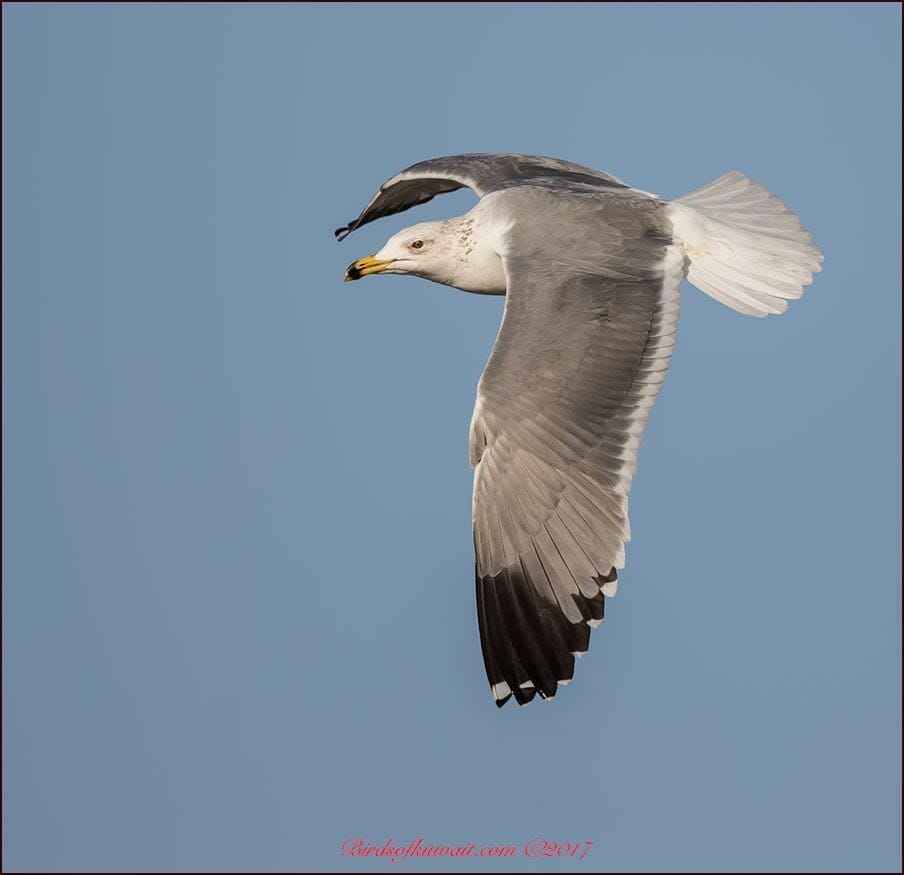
[{"x1": 344, "y1": 255, "x2": 394, "y2": 282}]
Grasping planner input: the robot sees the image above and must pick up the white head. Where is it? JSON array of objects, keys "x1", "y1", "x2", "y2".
[
  {"x1": 344, "y1": 220, "x2": 462, "y2": 286},
  {"x1": 344, "y1": 215, "x2": 506, "y2": 294}
]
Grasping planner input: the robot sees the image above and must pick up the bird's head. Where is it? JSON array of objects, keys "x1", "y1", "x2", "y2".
[{"x1": 344, "y1": 220, "x2": 462, "y2": 285}]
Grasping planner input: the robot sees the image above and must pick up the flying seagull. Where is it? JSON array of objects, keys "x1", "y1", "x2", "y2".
[{"x1": 336, "y1": 153, "x2": 822, "y2": 708}]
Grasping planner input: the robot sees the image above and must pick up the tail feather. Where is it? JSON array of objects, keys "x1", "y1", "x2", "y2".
[{"x1": 669, "y1": 171, "x2": 823, "y2": 317}]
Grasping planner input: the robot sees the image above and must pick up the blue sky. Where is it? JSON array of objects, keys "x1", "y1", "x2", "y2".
[{"x1": 3, "y1": 3, "x2": 900, "y2": 872}]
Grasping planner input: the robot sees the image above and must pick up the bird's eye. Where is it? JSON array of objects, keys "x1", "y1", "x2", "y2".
[{"x1": 410, "y1": 240, "x2": 425, "y2": 250}]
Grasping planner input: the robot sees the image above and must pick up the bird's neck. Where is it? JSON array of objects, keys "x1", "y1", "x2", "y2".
[{"x1": 444, "y1": 207, "x2": 508, "y2": 296}]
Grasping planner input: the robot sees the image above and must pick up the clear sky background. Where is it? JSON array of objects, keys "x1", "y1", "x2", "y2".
[{"x1": 3, "y1": 3, "x2": 901, "y2": 872}]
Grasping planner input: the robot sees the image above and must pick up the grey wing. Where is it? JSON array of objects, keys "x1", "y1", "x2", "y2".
[
  {"x1": 334, "y1": 153, "x2": 629, "y2": 240},
  {"x1": 470, "y1": 189, "x2": 684, "y2": 707}
]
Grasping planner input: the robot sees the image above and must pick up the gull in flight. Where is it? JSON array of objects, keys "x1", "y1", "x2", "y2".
[{"x1": 337, "y1": 154, "x2": 822, "y2": 708}]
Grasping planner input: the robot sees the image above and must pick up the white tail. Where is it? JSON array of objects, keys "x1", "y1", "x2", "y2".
[{"x1": 668, "y1": 171, "x2": 823, "y2": 317}]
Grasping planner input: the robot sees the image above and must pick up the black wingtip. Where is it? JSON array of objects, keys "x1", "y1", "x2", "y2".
[
  {"x1": 512, "y1": 685, "x2": 537, "y2": 707},
  {"x1": 494, "y1": 694, "x2": 512, "y2": 709},
  {"x1": 334, "y1": 226, "x2": 350, "y2": 241}
]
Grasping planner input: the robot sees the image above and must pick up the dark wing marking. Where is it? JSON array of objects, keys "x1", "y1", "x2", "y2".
[{"x1": 334, "y1": 153, "x2": 629, "y2": 241}]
